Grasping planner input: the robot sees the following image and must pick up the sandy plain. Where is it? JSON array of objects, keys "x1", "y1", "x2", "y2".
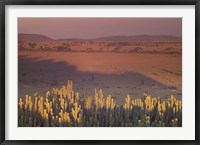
[{"x1": 18, "y1": 51, "x2": 181, "y2": 104}]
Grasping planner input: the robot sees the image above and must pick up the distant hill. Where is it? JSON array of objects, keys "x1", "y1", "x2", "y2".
[
  {"x1": 18, "y1": 33, "x2": 181, "y2": 43},
  {"x1": 18, "y1": 34, "x2": 53, "y2": 42},
  {"x1": 94, "y1": 35, "x2": 182, "y2": 42},
  {"x1": 55, "y1": 38, "x2": 88, "y2": 42}
]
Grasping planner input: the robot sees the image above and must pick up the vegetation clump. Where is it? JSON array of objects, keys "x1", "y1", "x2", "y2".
[{"x1": 18, "y1": 80, "x2": 182, "y2": 127}]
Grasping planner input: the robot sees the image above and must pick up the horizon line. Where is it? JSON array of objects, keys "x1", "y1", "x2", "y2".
[{"x1": 18, "y1": 33, "x2": 182, "y2": 40}]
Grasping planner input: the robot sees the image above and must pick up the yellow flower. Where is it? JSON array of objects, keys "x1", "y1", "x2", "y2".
[
  {"x1": 179, "y1": 101, "x2": 182, "y2": 111},
  {"x1": 85, "y1": 96, "x2": 92, "y2": 110},
  {"x1": 124, "y1": 95, "x2": 131, "y2": 110},
  {"x1": 59, "y1": 117, "x2": 62, "y2": 125},
  {"x1": 29, "y1": 97, "x2": 33, "y2": 111},
  {"x1": 34, "y1": 97, "x2": 37, "y2": 112},
  {"x1": 98, "y1": 89, "x2": 105, "y2": 109},
  {"x1": 63, "y1": 112, "x2": 70, "y2": 123},
  {"x1": 72, "y1": 102, "x2": 81, "y2": 121},
  {"x1": 19, "y1": 98, "x2": 23, "y2": 109},
  {"x1": 144, "y1": 95, "x2": 154, "y2": 111},
  {"x1": 106, "y1": 95, "x2": 111, "y2": 110},
  {"x1": 75, "y1": 92, "x2": 80, "y2": 101},
  {"x1": 110, "y1": 98, "x2": 115, "y2": 110}
]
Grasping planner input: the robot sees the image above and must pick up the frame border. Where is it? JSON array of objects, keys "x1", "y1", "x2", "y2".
[{"x1": 0, "y1": 0, "x2": 199, "y2": 145}]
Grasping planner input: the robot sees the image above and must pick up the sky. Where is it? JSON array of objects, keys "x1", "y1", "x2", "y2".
[{"x1": 18, "y1": 18, "x2": 182, "y2": 39}]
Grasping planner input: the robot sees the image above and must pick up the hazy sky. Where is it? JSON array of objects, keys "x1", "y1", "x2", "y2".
[{"x1": 18, "y1": 18, "x2": 182, "y2": 39}]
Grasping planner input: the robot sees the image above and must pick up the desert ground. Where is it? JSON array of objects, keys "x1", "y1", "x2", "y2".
[
  {"x1": 18, "y1": 50, "x2": 181, "y2": 104},
  {"x1": 17, "y1": 19, "x2": 183, "y2": 127}
]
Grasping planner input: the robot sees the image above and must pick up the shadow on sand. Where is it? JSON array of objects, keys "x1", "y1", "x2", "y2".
[{"x1": 18, "y1": 56, "x2": 181, "y2": 104}]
